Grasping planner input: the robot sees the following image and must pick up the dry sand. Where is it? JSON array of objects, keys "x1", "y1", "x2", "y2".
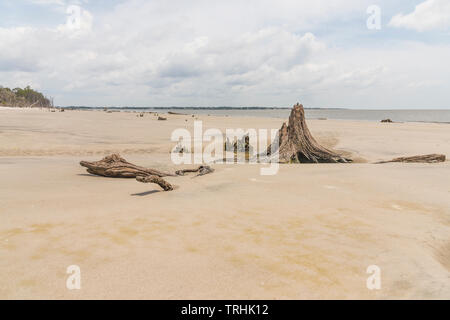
[{"x1": 0, "y1": 107, "x2": 449, "y2": 299}]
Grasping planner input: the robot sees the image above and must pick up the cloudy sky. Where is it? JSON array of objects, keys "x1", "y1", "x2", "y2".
[{"x1": 1, "y1": 0, "x2": 450, "y2": 108}]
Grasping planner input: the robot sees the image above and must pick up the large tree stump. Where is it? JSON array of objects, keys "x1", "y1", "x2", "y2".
[
  {"x1": 376, "y1": 154, "x2": 446, "y2": 164},
  {"x1": 266, "y1": 103, "x2": 351, "y2": 163},
  {"x1": 80, "y1": 154, "x2": 175, "y2": 178}
]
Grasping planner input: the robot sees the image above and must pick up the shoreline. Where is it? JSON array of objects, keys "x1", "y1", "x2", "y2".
[
  {"x1": 1, "y1": 107, "x2": 449, "y2": 161},
  {"x1": 2, "y1": 105, "x2": 450, "y2": 124}
]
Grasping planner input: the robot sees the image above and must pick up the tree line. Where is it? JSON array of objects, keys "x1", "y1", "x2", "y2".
[{"x1": 0, "y1": 86, "x2": 53, "y2": 108}]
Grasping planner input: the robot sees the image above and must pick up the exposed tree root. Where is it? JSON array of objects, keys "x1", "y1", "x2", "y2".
[
  {"x1": 80, "y1": 154, "x2": 175, "y2": 178},
  {"x1": 80, "y1": 154, "x2": 214, "y2": 191},
  {"x1": 136, "y1": 175, "x2": 174, "y2": 191},
  {"x1": 376, "y1": 154, "x2": 446, "y2": 164}
]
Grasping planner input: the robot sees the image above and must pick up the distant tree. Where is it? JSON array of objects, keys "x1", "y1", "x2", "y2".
[{"x1": 1, "y1": 85, "x2": 51, "y2": 108}]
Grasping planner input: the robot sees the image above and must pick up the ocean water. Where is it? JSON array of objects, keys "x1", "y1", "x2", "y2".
[{"x1": 63, "y1": 107, "x2": 450, "y2": 123}]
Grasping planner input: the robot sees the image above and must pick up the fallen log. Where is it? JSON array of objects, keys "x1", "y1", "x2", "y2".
[
  {"x1": 376, "y1": 154, "x2": 446, "y2": 164},
  {"x1": 265, "y1": 103, "x2": 351, "y2": 163},
  {"x1": 80, "y1": 154, "x2": 175, "y2": 178},
  {"x1": 80, "y1": 154, "x2": 214, "y2": 191}
]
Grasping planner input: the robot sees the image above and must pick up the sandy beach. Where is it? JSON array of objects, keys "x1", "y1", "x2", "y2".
[{"x1": 0, "y1": 107, "x2": 449, "y2": 299}]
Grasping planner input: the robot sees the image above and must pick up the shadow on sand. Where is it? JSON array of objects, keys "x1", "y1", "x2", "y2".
[{"x1": 131, "y1": 190, "x2": 161, "y2": 196}]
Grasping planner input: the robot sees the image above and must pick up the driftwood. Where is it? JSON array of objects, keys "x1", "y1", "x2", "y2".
[
  {"x1": 80, "y1": 154, "x2": 175, "y2": 191},
  {"x1": 80, "y1": 154, "x2": 174, "y2": 178},
  {"x1": 376, "y1": 154, "x2": 446, "y2": 164},
  {"x1": 266, "y1": 103, "x2": 351, "y2": 163},
  {"x1": 175, "y1": 165, "x2": 214, "y2": 177},
  {"x1": 136, "y1": 175, "x2": 174, "y2": 191},
  {"x1": 80, "y1": 154, "x2": 214, "y2": 191}
]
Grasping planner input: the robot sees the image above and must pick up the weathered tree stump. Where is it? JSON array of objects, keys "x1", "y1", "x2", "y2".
[
  {"x1": 225, "y1": 134, "x2": 253, "y2": 153},
  {"x1": 376, "y1": 154, "x2": 446, "y2": 164},
  {"x1": 266, "y1": 103, "x2": 351, "y2": 163}
]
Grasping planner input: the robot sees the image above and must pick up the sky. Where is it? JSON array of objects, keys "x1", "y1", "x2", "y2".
[{"x1": 0, "y1": 0, "x2": 450, "y2": 108}]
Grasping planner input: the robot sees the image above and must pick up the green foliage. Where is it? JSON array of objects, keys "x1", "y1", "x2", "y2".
[{"x1": 0, "y1": 85, "x2": 52, "y2": 108}]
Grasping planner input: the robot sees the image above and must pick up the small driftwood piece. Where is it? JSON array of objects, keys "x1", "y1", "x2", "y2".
[
  {"x1": 136, "y1": 175, "x2": 173, "y2": 191},
  {"x1": 266, "y1": 103, "x2": 351, "y2": 163},
  {"x1": 175, "y1": 165, "x2": 214, "y2": 177},
  {"x1": 376, "y1": 154, "x2": 446, "y2": 164}
]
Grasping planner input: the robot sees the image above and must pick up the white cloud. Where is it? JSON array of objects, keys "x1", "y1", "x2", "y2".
[
  {"x1": 1, "y1": 0, "x2": 450, "y2": 108},
  {"x1": 28, "y1": 0, "x2": 89, "y2": 5},
  {"x1": 28, "y1": 0, "x2": 66, "y2": 5},
  {"x1": 389, "y1": 0, "x2": 450, "y2": 32}
]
